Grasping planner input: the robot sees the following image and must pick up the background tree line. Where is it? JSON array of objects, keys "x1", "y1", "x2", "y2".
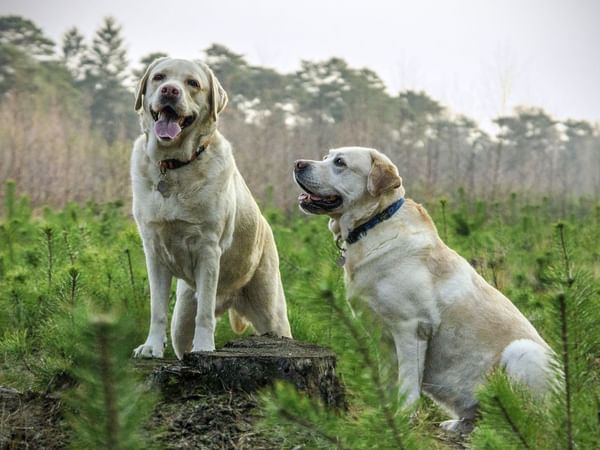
[{"x1": 0, "y1": 15, "x2": 599, "y2": 209}]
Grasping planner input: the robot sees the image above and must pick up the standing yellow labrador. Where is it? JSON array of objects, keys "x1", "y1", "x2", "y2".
[
  {"x1": 131, "y1": 58, "x2": 291, "y2": 359},
  {"x1": 294, "y1": 146, "x2": 553, "y2": 432}
]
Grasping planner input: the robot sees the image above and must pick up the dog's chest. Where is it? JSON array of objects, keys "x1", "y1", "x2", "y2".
[
  {"x1": 143, "y1": 218, "x2": 207, "y2": 283},
  {"x1": 135, "y1": 171, "x2": 223, "y2": 223},
  {"x1": 137, "y1": 185, "x2": 224, "y2": 235},
  {"x1": 135, "y1": 185, "x2": 228, "y2": 272},
  {"x1": 342, "y1": 239, "x2": 437, "y2": 323},
  {"x1": 139, "y1": 189, "x2": 195, "y2": 223}
]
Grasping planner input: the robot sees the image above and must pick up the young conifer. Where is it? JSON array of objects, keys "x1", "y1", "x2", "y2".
[
  {"x1": 65, "y1": 311, "x2": 155, "y2": 450},
  {"x1": 471, "y1": 223, "x2": 600, "y2": 448}
]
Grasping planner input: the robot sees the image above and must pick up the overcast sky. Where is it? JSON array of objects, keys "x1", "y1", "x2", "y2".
[{"x1": 3, "y1": 0, "x2": 599, "y2": 128}]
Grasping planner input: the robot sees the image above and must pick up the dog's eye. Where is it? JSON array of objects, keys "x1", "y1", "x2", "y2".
[
  {"x1": 187, "y1": 79, "x2": 200, "y2": 88},
  {"x1": 152, "y1": 73, "x2": 165, "y2": 82},
  {"x1": 334, "y1": 157, "x2": 346, "y2": 167}
]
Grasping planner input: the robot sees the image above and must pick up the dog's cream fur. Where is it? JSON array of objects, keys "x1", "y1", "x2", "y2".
[
  {"x1": 294, "y1": 147, "x2": 553, "y2": 432},
  {"x1": 131, "y1": 58, "x2": 291, "y2": 359}
]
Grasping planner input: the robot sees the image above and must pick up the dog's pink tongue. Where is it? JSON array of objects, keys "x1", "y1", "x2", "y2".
[{"x1": 154, "y1": 117, "x2": 181, "y2": 139}]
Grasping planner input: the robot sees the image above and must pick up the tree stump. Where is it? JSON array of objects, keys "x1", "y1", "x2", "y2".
[{"x1": 145, "y1": 335, "x2": 346, "y2": 409}]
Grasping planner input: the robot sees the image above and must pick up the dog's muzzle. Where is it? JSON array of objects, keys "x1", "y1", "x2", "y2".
[
  {"x1": 294, "y1": 161, "x2": 342, "y2": 214},
  {"x1": 150, "y1": 96, "x2": 197, "y2": 142}
]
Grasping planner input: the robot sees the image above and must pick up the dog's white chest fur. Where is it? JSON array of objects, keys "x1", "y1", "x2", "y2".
[{"x1": 343, "y1": 216, "x2": 439, "y2": 324}]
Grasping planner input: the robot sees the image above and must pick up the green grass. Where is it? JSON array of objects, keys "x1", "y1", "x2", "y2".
[{"x1": 1, "y1": 181, "x2": 599, "y2": 448}]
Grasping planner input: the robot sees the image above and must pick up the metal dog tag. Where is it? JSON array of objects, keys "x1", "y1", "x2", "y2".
[
  {"x1": 157, "y1": 180, "x2": 170, "y2": 197},
  {"x1": 336, "y1": 255, "x2": 346, "y2": 266}
]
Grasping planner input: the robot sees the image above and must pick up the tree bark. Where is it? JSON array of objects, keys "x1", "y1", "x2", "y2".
[{"x1": 140, "y1": 335, "x2": 347, "y2": 409}]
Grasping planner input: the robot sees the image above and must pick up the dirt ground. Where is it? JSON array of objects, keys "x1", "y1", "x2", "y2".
[
  {"x1": 1, "y1": 386, "x2": 470, "y2": 450},
  {"x1": 1, "y1": 385, "x2": 284, "y2": 450},
  {"x1": 149, "y1": 392, "x2": 283, "y2": 449},
  {"x1": 0, "y1": 336, "x2": 466, "y2": 449},
  {"x1": 0, "y1": 386, "x2": 68, "y2": 450},
  {"x1": 1, "y1": 336, "x2": 334, "y2": 449}
]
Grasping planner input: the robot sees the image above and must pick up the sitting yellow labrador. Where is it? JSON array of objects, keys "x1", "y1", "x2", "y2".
[
  {"x1": 131, "y1": 57, "x2": 291, "y2": 359},
  {"x1": 294, "y1": 146, "x2": 553, "y2": 432}
]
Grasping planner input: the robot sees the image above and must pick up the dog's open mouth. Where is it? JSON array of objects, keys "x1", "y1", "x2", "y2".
[
  {"x1": 151, "y1": 105, "x2": 196, "y2": 141},
  {"x1": 296, "y1": 181, "x2": 342, "y2": 213}
]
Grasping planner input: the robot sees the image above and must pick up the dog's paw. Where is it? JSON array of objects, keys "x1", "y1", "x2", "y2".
[
  {"x1": 191, "y1": 342, "x2": 216, "y2": 352},
  {"x1": 191, "y1": 330, "x2": 215, "y2": 352},
  {"x1": 439, "y1": 419, "x2": 475, "y2": 434},
  {"x1": 191, "y1": 337, "x2": 215, "y2": 352},
  {"x1": 133, "y1": 339, "x2": 165, "y2": 358}
]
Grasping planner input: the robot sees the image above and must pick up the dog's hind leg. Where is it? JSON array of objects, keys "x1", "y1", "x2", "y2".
[
  {"x1": 234, "y1": 236, "x2": 292, "y2": 338},
  {"x1": 439, "y1": 403, "x2": 479, "y2": 434},
  {"x1": 171, "y1": 279, "x2": 197, "y2": 360},
  {"x1": 439, "y1": 339, "x2": 552, "y2": 434}
]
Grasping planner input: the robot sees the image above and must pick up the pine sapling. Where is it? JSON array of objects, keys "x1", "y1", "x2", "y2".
[
  {"x1": 66, "y1": 311, "x2": 155, "y2": 450},
  {"x1": 472, "y1": 221, "x2": 600, "y2": 449},
  {"x1": 62, "y1": 229, "x2": 77, "y2": 265},
  {"x1": 124, "y1": 248, "x2": 135, "y2": 303},
  {"x1": 68, "y1": 266, "x2": 80, "y2": 307},
  {"x1": 439, "y1": 198, "x2": 449, "y2": 243},
  {"x1": 43, "y1": 226, "x2": 54, "y2": 290}
]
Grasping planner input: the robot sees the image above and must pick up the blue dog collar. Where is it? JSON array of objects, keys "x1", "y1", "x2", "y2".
[{"x1": 345, "y1": 197, "x2": 405, "y2": 245}]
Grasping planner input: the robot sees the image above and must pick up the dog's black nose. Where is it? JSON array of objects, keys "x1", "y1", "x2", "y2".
[
  {"x1": 295, "y1": 160, "x2": 309, "y2": 172},
  {"x1": 160, "y1": 84, "x2": 180, "y2": 98}
]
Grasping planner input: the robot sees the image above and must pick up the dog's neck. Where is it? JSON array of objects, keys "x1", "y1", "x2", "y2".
[
  {"x1": 158, "y1": 144, "x2": 206, "y2": 172},
  {"x1": 146, "y1": 127, "x2": 220, "y2": 166},
  {"x1": 333, "y1": 190, "x2": 405, "y2": 243},
  {"x1": 158, "y1": 131, "x2": 220, "y2": 170}
]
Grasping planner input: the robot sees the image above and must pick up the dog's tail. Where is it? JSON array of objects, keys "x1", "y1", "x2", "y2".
[
  {"x1": 228, "y1": 308, "x2": 250, "y2": 335},
  {"x1": 501, "y1": 338, "x2": 556, "y2": 394}
]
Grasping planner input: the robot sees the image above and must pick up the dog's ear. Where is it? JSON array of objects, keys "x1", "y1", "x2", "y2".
[
  {"x1": 134, "y1": 57, "x2": 168, "y2": 112},
  {"x1": 367, "y1": 152, "x2": 402, "y2": 196},
  {"x1": 207, "y1": 66, "x2": 228, "y2": 121}
]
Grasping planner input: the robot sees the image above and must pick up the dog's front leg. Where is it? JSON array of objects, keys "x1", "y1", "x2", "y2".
[
  {"x1": 134, "y1": 253, "x2": 172, "y2": 358},
  {"x1": 393, "y1": 321, "x2": 428, "y2": 407},
  {"x1": 191, "y1": 242, "x2": 222, "y2": 352}
]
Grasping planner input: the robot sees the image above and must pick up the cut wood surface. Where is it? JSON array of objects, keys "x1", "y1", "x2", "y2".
[{"x1": 140, "y1": 335, "x2": 346, "y2": 409}]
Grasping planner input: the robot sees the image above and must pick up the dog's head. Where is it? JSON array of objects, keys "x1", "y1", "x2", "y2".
[
  {"x1": 134, "y1": 57, "x2": 227, "y2": 152},
  {"x1": 294, "y1": 147, "x2": 404, "y2": 217}
]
